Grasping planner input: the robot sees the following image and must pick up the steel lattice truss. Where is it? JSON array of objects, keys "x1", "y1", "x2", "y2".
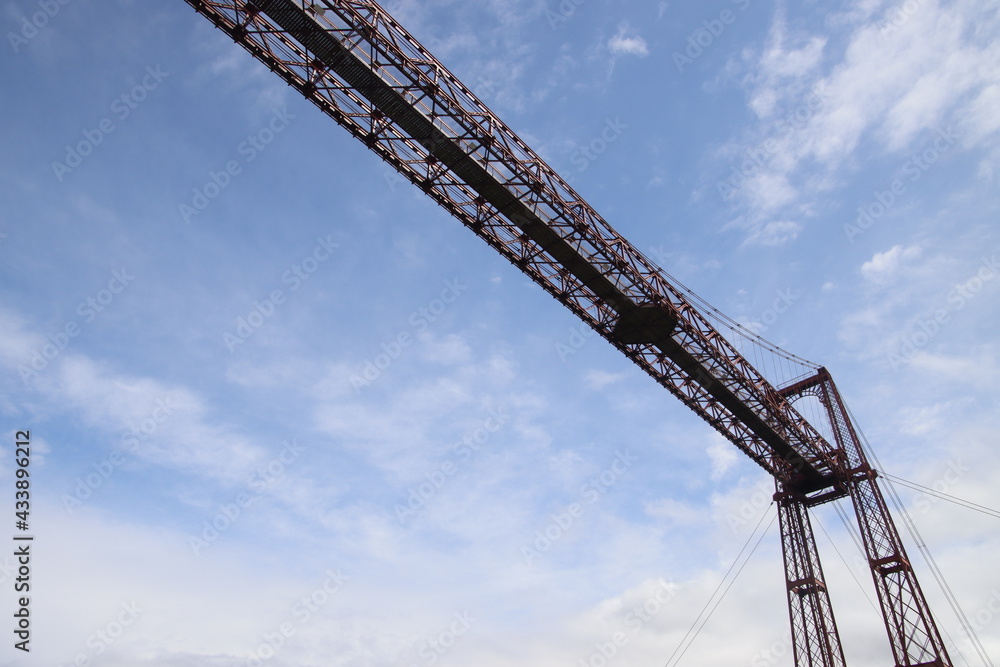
[
  {"x1": 776, "y1": 484, "x2": 847, "y2": 667},
  {"x1": 780, "y1": 370, "x2": 951, "y2": 666},
  {"x1": 180, "y1": 1, "x2": 954, "y2": 665},
  {"x1": 183, "y1": 0, "x2": 841, "y2": 490}
]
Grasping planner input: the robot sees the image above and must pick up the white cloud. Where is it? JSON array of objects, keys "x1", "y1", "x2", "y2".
[
  {"x1": 747, "y1": 14, "x2": 827, "y2": 118},
  {"x1": 744, "y1": 219, "x2": 802, "y2": 246},
  {"x1": 909, "y1": 350, "x2": 998, "y2": 387},
  {"x1": 420, "y1": 331, "x2": 475, "y2": 365},
  {"x1": 608, "y1": 24, "x2": 650, "y2": 58},
  {"x1": 966, "y1": 83, "x2": 1000, "y2": 144},
  {"x1": 5, "y1": 2, "x2": 997, "y2": 664},
  {"x1": 743, "y1": 173, "x2": 799, "y2": 214},
  {"x1": 644, "y1": 498, "x2": 702, "y2": 525},
  {"x1": 860, "y1": 244, "x2": 922, "y2": 282},
  {"x1": 803, "y1": 2, "x2": 981, "y2": 162},
  {"x1": 896, "y1": 398, "x2": 975, "y2": 437},
  {"x1": 707, "y1": 434, "x2": 740, "y2": 480},
  {"x1": 0, "y1": 309, "x2": 274, "y2": 486},
  {"x1": 584, "y1": 370, "x2": 627, "y2": 390},
  {"x1": 718, "y1": 0, "x2": 1000, "y2": 229}
]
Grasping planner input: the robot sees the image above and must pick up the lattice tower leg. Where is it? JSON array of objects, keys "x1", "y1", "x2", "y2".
[
  {"x1": 776, "y1": 482, "x2": 848, "y2": 667},
  {"x1": 844, "y1": 470, "x2": 951, "y2": 667},
  {"x1": 808, "y1": 369, "x2": 951, "y2": 667}
]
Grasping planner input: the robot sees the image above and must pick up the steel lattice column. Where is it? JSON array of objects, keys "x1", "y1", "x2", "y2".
[
  {"x1": 783, "y1": 369, "x2": 952, "y2": 667},
  {"x1": 847, "y1": 471, "x2": 950, "y2": 666},
  {"x1": 776, "y1": 482, "x2": 847, "y2": 667}
]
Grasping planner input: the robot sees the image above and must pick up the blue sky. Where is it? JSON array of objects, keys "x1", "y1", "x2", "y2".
[{"x1": 1, "y1": 0, "x2": 998, "y2": 665}]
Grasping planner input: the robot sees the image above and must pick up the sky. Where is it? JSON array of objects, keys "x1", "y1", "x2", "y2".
[{"x1": 1, "y1": 0, "x2": 998, "y2": 666}]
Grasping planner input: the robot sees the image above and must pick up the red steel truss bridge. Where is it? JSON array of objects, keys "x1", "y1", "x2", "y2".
[{"x1": 180, "y1": 1, "x2": 961, "y2": 665}]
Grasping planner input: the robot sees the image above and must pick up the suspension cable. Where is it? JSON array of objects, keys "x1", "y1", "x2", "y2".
[
  {"x1": 845, "y1": 404, "x2": 994, "y2": 667},
  {"x1": 663, "y1": 507, "x2": 777, "y2": 667},
  {"x1": 814, "y1": 506, "x2": 880, "y2": 615},
  {"x1": 879, "y1": 473, "x2": 1000, "y2": 520},
  {"x1": 650, "y1": 263, "x2": 821, "y2": 373}
]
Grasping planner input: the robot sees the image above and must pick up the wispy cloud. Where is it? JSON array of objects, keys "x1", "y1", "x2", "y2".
[
  {"x1": 714, "y1": 0, "x2": 1000, "y2": 236},
  {"x1": 860, "y1": 244, "x2": 922, "y2": 283},
  {"x1": 608, "y1": 23, "x2": 650, "y2": 58},
  {"x1": 743, "y1": 219, "x2": 802, "y2": 246},
  {"x1": 3, "y1": 1, "x2": 997, "y2": 664}
]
